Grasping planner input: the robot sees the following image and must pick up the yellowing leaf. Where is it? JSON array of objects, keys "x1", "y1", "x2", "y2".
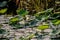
[
  {"x1": 0, "y1": 8, "x2": 7, "y2": 14},
  {"x1": 9, "y1": 17, "x2": 19, "y2": 24},
  {"x1": 37, "y1": 24, "x2": 49, "y2": 30},
  {"x1": 10, "y1": 18, "x2": 19, "y2": 22}
]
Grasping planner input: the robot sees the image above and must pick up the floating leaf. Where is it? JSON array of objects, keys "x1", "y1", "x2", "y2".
[
  {"x1": 37, "y1": 24, "x2": 49, "y2": 30},
  {"x1": 0, "y1": 8, "x2": 7, "y2": 14},
  {"x1": 0, "y1": 29, "x2": 6, "y2": 34},
  {"x1": 9, "y1": 17, "x2": 19, "y2": 24},
  {"x1": 52, "y1": 19, "x2": 60, "y2": 25},
  {"x1": 11, "y1": 23, "x2": 23, "y2": 29},
  {"x1": 17, "y1": 9, "x2": 29, "y2": 16},
  {"x1": 29, "y1": 20, "x2": 38, "y2": 27},
  {"x1": 27, "y1": 34, "x2": 35, "y2": 39}
]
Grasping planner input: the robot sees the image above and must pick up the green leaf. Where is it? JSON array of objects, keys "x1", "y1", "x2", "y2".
[
  {"x1": 45, "y1": 8, "x2": 53, "y2": 13},
  {"x1": 27, "y1": 34, "x2": 35, "y2": 39},
  {"x1": 34, "y1": 8, "x2": 53, "y2": 20},
  {"x1": 11, "y1": 23, "x2": 23, "y2": 29},
  {"x1": 35, "y1": 8, "x2": 53, "y2": 16},
  {"x1": 17, "y1": 9, "x2": 29, "y2": 16},
  {"x1": 0, "y1": 24, "x2": 3, "y2": 28},
  {"x1": 52, "y1": 19, "x2": 60, "y2": 25},
  {"x1": 0, "y1": 8, "x2": 7, "y2": 14},
  {"x1": 9, "y1": 17, "x2": 19, "y2": 24},
  {"x1": 37, "y1": 24, "x2": 49, "y2": 30},
  {"x1": 0, "y1": 29, "x2": 6, "y2": 34}
]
